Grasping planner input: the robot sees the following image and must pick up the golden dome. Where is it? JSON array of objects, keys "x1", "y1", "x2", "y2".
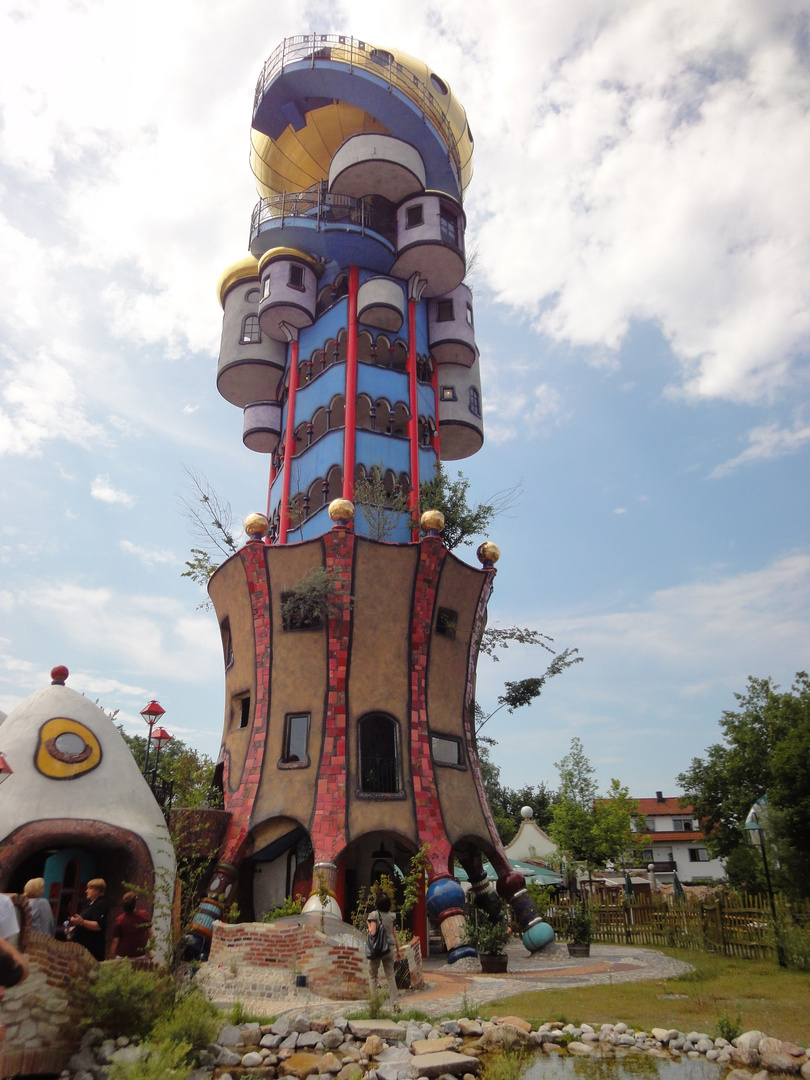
[
  {"x1": 420, "y1": 509, "x2": 445, "y2": 533},
  {"x1": 477, "y1": 541, "x2": 500, "y2": 565},
  {"x1": 244, "y1": 513, "x2": 269, "y2": 538},
  {"x1": 329, "y1": 498, "x2": 355, "y2": 523},
  {"x1": 217, "y1": 256, "x2": 260, "y2": 308}
]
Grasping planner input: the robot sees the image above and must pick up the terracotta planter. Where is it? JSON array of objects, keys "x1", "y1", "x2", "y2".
[
  {"x1": 567, "y1": 943, "x2": 591, "y2": 957},
  {"x1": 479, "y1": 953, "x2": 508, "y2": 973}
]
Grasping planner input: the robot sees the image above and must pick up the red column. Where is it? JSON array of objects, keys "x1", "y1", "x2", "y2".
[
  {"x1": 278, "y1": 335, "x2": 299, "y2": 545},
  {"x1": 407, "y1": 297, "x2": 420, "y2": 539},
  {"x1": 342, "y1": 266, "x2": 359, "y2": 501},
  {"x1": 265, "y1": 459, "x2": 276, "y2": 523}
]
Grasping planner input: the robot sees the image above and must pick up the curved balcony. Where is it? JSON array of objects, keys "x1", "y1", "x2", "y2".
[
  {"x1": 357, "y1": 276, "x2": 405, "y2": 332},
  {"x1": 329, "y1": 134, "x2": 426, "y2": 203},
  {"x1": 249, "y1": 187, "x2": 396, "y2": 273}
]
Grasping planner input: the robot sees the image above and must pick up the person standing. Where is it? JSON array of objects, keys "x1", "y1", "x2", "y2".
[
  {"x1": 69, "y1": 879, "x2": 107, "y2": 961},
  {"x1": 110, "y1": 892, "x2": 152, "y2": 959},
  {"x1": 23, "y1": 878, "x2": 55, "y2": 936},
  {"x1": 366, "y1": 892, "x2": 401, "y2": 1010},
  {"x1": 0, "y1": 893, "x2": 27, "y2": 991}
]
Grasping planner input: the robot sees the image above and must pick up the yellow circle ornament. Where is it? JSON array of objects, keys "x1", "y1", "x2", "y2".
[
  {"x1": 420, "y1": 509, "x2": 445, "y2": 533},
  {"x1": 329, "y1": 499, "x2": 355, "y2": 523},
  {"x1": 36, "y1": 717, "x2": 102, "y2": 780}
]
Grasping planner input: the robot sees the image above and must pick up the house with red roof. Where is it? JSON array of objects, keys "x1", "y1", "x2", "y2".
[{"x1": 637, "y1": 791, "x2": 725, "y2": 883}]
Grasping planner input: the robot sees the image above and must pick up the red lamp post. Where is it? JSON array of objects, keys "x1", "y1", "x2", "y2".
[
  {"x1": 140, "y1": 699, "x2": 165, "y2": 776},
  {"x1": 150, "y1": 726, "x2": 172, "y2": 776}
]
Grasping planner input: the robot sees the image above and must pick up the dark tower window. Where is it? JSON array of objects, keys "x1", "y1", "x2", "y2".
[
  {"x1": 436, "y1": 607, "x2": 458, "y2": 638},
  {"x1": 359, "y1": 713, "x2": 400, "y2": 794},
  {"x1": 439, "y1": 207, "x2": 458, "y2": 246},
  {"x1": 469, "y1": 386, "x2": 481, "y2": 417},
  {"x1": 220, "y1": 618, "x2": 234, "y2": 669},
  {"x1": 406, "y1": 204, "x2": 424, "y2": 229},
  {"x1": 288, "y1": 264, "x2": 305, "y2": 290},
  {"x1": 241, "y1": 315, "x2": 261, "y2": 344},
  {"x1": 436, "y1": 299, "x2": 454, "y2": 322},
  {"x1": 231, "y1": 692, "x2": 251, "y2": 729},
  {"x1": 440, "y1": 386, "x2": 457, "y2": 401},
  {"x1": 280, "y1": 713, "x2": 310, "y2": 767},
  {"x1": 465, "y1": 303, "x2": 474, "y2": 327}
]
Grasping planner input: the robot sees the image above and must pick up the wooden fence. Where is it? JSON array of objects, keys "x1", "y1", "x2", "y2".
[{"x1": 545, "y1": 893, "x2": 810, "y2": 960}]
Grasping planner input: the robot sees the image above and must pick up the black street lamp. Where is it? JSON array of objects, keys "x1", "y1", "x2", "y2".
[{"x1": 140, "y1": 699, "x2": 165, "y2": 777}]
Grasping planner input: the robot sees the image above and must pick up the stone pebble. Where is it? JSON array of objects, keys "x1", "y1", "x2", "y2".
[{"x1": 58, "y1": 1012, "x2": 810, "y2": 1080}]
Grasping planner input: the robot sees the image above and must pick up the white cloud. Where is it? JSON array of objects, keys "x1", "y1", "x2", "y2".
[
  {"x1": 120, "y1": 540, "x2": 179, "y2": 567},
  {"x1": 710, "y1": 417, "x2": 810, "y2": 477},
  {"x1": 614, "y1": 507, "x2": 626, "y2": 514},
  {"x1": 91, "y1": 476, "x2": 135, "y2": 508}
]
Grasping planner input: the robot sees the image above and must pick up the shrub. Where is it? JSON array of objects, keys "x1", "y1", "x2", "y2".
[
  {"x1": 152, "y1": 984, "x2": 220, "y2": 1059},
  {"x1": 261, "y1": 894, "x2": 304, "y2": 921},
  {"x1": 281, "y1": 567, "x2": 336, "y2": 630},
  {"x1": 81, "y1": 960, "x2": 175, "y2": 1040},
  {"x1": 716, "y1": 1011, "x2": 743, "y2": 1042},
  {"x1": 464, "y1": 910, "x2": 509, "y2": 955},
  {"x1": 107, "y1": 1039, "x2": 191, "y2": 1080}
]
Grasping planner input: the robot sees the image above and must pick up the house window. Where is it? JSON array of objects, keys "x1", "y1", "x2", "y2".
[
  {"x1": 288, "y1": 264, "x2": 305, "y2": 291},
  {"x1": 358, "y1": 713, "x2": 400, "y2": 795},
  {"x1": 231, "y1": 692, "x2": 251, "y2": 729},
  {"x1": 672, "y1": 817, "x2": 694, "y2": 831},
  {"x1": 280, "y1": 713, "x2": 309, "y2": 767},
  {"x1": 469, "y1": 386, "x2": 481, "y2": 417},
  {"x1": 262, "y1": 278, "x2": 271, "y2": 299},
  {"x1": 439, "y1": 206, "x2": 458, "y2": 246},
  {"x1": 689, "y1": 848, "x2": 709, "y2": 862},
  {"x1": 465, "y1": 303, "x2": 474, "y2": 328},
  {"x1": 431, "y1": 734, "x2": 463, "y2": 767},
  {"x1": 645, "y1": 817, "x2": 657, "y2": 832},
  {"x1": 406, "y1": 204, "x2": 424, "y2": 229},
  {"x1": 436, "y1": 299, "x2": 454, "y2": 322},
  {"x1": 436, "y1": 607, "x2": 457, "y2": 639},
  {"x1": 440, "y1": 386, "x2": 457, "y2": 402},
  {"x1": 241, "y1": 315, "x2": 261, "y2": 344}
]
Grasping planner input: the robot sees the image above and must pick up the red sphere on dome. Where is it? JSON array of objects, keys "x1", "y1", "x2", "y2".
[{"x1": 50, "y1": 665, "x2": 69, "y2": 685}]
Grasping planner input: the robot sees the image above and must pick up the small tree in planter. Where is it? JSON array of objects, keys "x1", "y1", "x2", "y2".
[
  {"x1": 566, "y1": 903, "x2": 593, "y2": 957},
  {"x1": 465, "y1": 910, "x2": 510, "y2": 972}
]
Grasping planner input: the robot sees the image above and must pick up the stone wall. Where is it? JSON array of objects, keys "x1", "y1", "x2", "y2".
[
  {"x1": 0, "y1": 932, "x2": 97, "y2": 1079},
  {"x1": 199, "y1": 920, "x2": 423, "y2": 1006}
]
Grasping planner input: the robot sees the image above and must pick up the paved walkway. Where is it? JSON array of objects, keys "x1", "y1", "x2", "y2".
[{"x1": 248, "y1": 941, "x2": 692, "y2": 1020}]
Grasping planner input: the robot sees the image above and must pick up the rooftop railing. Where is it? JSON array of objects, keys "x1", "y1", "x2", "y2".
[
  {"x1": 249, "y1": 185, "x2": 396, "y2": 249},
  {"x1": 253, "y1": 34, "x2": 462, "y2": 182}
]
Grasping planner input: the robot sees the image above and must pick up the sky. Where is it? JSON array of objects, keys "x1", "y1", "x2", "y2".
[{"x1": 0, "y1": 0, "x2": 808, "y2": 801}]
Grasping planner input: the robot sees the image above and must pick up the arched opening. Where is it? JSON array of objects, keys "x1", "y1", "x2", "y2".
[
  {"x1": 358, "y1": 713, "x2": 400, "y2": 795},
  {"x1": 330, "y1": 394, "x2": 346, "y2": 429},
  {"x1": 311, "y1": 407, "x2": 328, "y2": 442},
  {"x1": 326, "y1": 465, "x2": 343, "y2": 502},
  {"x1": 391, "y1": 340, "x2": 408, "y2": 373},
  {"x1": 356, "y1": 394, "x2": 373, "y2": 430},
  {"x1": 357, "y1": 331, "x2": 374, "y2": 365},
  {"x1": 392, "y1": 402, "x2": 410, "y2": 437}
]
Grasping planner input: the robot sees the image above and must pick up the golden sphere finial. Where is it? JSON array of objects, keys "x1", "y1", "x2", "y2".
[
  {"x1": 329, "y1": 498, "x2": 355, "y2": 524},
  {"x1": 244, "y1": 512, "x2": 269, "y2": 538},
  {"x1": 420, "y1": 509, "x2": 445, "y2": 534},
  {"x1": 477, "y1": 541, "x2": 500, "y2": 566}
]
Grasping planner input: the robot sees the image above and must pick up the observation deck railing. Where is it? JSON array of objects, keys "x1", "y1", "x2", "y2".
[
  {"x1": 253, "y1": 34, "x2": 462, "y2": 180},
  {"x1": 250, "y1": 185, "x2": 396, "y2": 249}
]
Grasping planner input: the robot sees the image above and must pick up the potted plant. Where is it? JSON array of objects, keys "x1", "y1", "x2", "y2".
[
  {"x1": 566, "y1": 903, "x2": 592, "y2": 957},
  {"x1": 464, "y1": 910, "x2": 509, "y2": 973}
]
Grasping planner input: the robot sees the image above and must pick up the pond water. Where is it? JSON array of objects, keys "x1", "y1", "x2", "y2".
[{"x1": 522, "y1": 1051, "x2": 721, "y2": 1080}]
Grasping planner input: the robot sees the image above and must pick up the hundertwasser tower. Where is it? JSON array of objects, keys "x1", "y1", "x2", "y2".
[{"x1": 192, "y1": 34, "x2": 553, "y2": 963}]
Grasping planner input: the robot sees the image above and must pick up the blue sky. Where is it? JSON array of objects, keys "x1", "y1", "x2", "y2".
[{"x1": 1, "y1": 0, "x2": 808, "y2": 800}]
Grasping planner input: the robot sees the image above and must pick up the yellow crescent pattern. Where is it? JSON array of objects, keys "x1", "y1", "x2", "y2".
[{"x1": 36, "y1": 717, "x2": 102, "y2": 779}]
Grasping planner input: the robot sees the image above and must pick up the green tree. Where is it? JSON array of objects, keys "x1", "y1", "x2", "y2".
[
  {"x1": 416, "y1": 464, "x2": 518, "y2": 549},
  {"x1": 677, "y1": 672, "x2": 810, "y2": 897},
  {"x1": 119, "y1": 728, "x2": 221, "y2": 809},
  {"x1": 354, "y1": 465, "x2": 410, "y2": 540},
  {"x1": 477, "y1": 737, "x2": 556, "y2": 843},
  {"x1": 177, "y1": 467, "x2": 239, "y2": 609},
  {"x1": 549, "y1": 738, "x2": 644, "y2": 888}
]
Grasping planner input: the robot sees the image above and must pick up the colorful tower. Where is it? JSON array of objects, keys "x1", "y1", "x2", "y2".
[{"x1": 196, "y1": 35, "x2": 553, "y2": 964}]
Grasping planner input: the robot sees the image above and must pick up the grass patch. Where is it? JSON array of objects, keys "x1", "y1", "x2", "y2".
[{"x1": 477, "y1": 948, "x2": 810, "y2": 1045}]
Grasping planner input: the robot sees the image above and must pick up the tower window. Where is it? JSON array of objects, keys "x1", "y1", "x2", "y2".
[
  {"x1": 231, "y1": 692, "x2": 251, "y2": 730},
  {"x1": 280, "y1": 713, "x2": 310, "y2": 767},
  {"x1": 465, "y1": 303, "x2": 474, "y2": 327},
  {"x1": 440, "y1": 386, "x2": 457, "y2": 402},
  {"x1": 469, "y1": 386, "x2": 481, "y2": 417},
  {"x1": 241, "y1": 315, "x2": 261, "y2": 344},
  {"x1": 439, "y1": 207, "x2": 458, "y2": 246},
  {"x1": 689, "y1": 848, "x2": 709, "y2": 862},
  {"x1": 436, "y1": 299, "x2": 454, "y2": 322},
  {"x1": 406, "y1": 204, "x2": 424, "y2": 229},
  {"x1": 288, "y1": 264, "x2": 306, "y2": 291},
  {"x1": 431, "y1": 734, "x2": 464, "y2": 767},
  {"x1": 220, "y1": 618, "x2": 234, "y2": 669},
  {"x1": 436, "y1": 607, "x2": 458, "y2": 638},
  {"x1": 262, "y1": 279, "x2": 271, "y2": 299},
  {"x1": 358, "y1": 713, "x2": 401, "y2": 795}
]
